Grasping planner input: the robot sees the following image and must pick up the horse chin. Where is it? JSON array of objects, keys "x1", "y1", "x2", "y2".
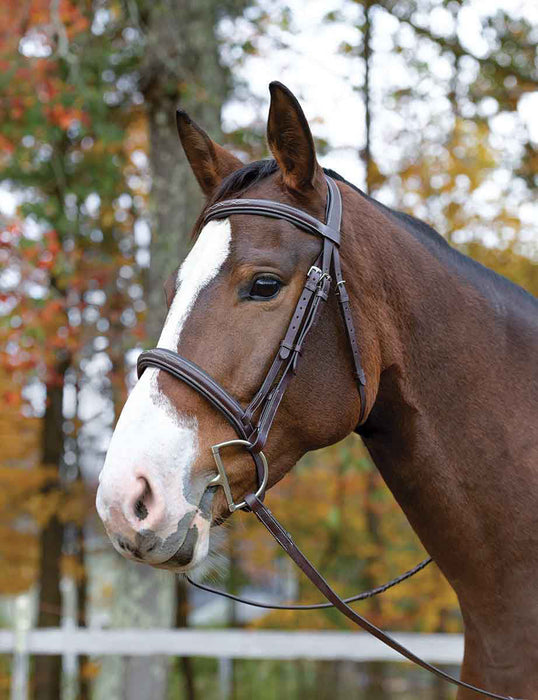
[{"x1": 154, "y1": 512, "x2": 212, "y2": 573}]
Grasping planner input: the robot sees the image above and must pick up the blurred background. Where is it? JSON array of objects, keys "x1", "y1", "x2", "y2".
[{"x1": 1, "y1": 0, "x2": 537, "y2": 698}]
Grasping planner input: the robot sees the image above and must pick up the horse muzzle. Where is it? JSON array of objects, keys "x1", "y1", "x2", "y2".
[{"x1": 96, "y1": 475, "x2": 213, "y2": 568}]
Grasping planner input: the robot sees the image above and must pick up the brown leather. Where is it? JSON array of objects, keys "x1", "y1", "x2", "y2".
[
  {"x1": 137, "y1": 176, "x2": 520, "y2": 700},
  {"x1": 186, "y1": 556, "x2": 432, "y2": 609},
  {"x1": 203, "y1": 195, "x2": 341, "y2": 245},
  {"x1": 137, "y1": 348, "x2": 268, "y2": 492},
  {"x1": 244, "y1": 494, "x2": 519, "y2": 700}
]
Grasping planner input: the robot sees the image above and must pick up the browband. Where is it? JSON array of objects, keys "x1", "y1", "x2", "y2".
[{"x1": 203, "y1": 197, "x2": 341, "y2": 245}]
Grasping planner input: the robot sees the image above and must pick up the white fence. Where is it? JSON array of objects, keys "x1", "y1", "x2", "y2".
[
  {"x1": 3, "y1": 625, "x2": 464, "y2": 700},
  {"x1": 4, "y1": 555, "x2": 463, "y2": 697},
  {"x1": 1, "y1": 627, "x2": 464, "y2": 662}
]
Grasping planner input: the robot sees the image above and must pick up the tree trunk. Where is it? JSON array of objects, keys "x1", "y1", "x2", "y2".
[
  {"x1": 226, "y1": 525, "x2": 239, "y2": 700},
  {"x1": 138, "y1": 0, "x2": 233, "y2": 339},
  {"x1": 33, "y1": 358, "x2": 69, "y2": 700},
  {"x1": 363, "y1": 469, "x2": 385, "y2": 697},
  {"x1": 174, "y1": 578, "x2": 196, "y2": 700},
  {"x1": 76, "y1": 524, "x2": 89, "y2": 700},
  {"x1": 33, "y1": 518, "x2": 63, "y2": 700},
  {"x1": 362, "y1": 0, "x2": 373, "y2": 196}
]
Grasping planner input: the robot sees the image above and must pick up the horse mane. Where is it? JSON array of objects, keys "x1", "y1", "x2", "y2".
[
  {"x1": 210, "y1": 159, "x2": 280, "y2": 204},
  {"x1": 211, "y1": 159, "x2": 538, "y2": 313}
]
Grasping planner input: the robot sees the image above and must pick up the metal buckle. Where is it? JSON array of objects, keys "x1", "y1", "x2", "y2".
[
  {"x1": 208, "y1": 439, "x2": 269, "y2": 512},
  {"x1": 307, "y1": 265, "x2": 331, "y2": 289}
]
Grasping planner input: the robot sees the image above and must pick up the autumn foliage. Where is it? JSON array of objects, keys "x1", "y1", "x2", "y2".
[
  {"x1": 0, "y1": 0, "x2": 537, "y2": 654},
  {"x1": 0, "y1": 0, "x2": 145, "y2": 603}
]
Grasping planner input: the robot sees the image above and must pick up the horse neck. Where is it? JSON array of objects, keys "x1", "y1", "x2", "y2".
[{"x1": 344, "y1": 192, "x2": 538, "y2": 611}]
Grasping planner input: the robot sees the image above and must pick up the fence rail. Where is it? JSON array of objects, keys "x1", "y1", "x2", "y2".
[{"x1": 1, "y1": 627, "x2": 464, "y2": 663}]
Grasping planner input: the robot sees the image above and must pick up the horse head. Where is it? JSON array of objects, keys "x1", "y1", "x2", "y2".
[{"x1": 96, "y1": 83, "x2": 368, "y2": 571}]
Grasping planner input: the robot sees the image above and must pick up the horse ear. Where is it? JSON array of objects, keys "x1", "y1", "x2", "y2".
[
  {"x1": 176, "y1": 111, "x2": 243, "y2": 196},
  {"x1": 266, "y1": 82, "x2": 324, "y2": 193}
]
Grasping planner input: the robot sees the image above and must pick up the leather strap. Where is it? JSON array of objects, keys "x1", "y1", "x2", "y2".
[
  {"x1": 186, "y1": 556, "x2": 432, "y2": 609},
  {"x1": 137, "y1": 349, "x2": 267, "y2": 496},
  {"x1": 204, "y1": 197, "x2": 341, "y2": 245},
  {"x1": 333, "y1": 247, "x2": 367, "y2": 423},
  {"x1": 245, "y1": 494, "x2": 519, "y2": 700}
]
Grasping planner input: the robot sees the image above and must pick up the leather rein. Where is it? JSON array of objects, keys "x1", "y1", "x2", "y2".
[{"x1": 137, "y1": 176, "x2": 519, "y2": 700}]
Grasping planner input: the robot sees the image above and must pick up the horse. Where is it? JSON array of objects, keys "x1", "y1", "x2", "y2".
[{"x1": 96, "y1": 82, "x2": 538, "y2": 698}]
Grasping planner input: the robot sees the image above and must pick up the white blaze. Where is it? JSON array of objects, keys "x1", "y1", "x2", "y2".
[
  {"x1": 97, "y1": 219, "x2": 232, "y2": 543},
  {"x1": 158, "y1": 218, "x2": 232, "y2": 351}
]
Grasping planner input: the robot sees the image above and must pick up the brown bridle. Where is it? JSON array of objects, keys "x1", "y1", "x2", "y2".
[
  {"x1": 137, "y1": 176, "x2": 519, "y2": 700},
  {"x1": 138, "y1": 177, "x2": 366, "y2": 511}
]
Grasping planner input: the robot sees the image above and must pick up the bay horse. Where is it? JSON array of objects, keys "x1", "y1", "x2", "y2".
[{"x1": 97, "y1": 82, "x2": 538, "y2": 698}]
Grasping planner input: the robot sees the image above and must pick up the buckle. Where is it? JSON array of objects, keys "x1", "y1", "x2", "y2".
[
  {"x1": 208, "y1": 439, "x2": 268, "y2": 512},
  {"x1": 335, "y1": 278, "x2": 346, "y2": 295},
  {"x1": 307, "y1": 265, "x2": 331, "y2": 289}
]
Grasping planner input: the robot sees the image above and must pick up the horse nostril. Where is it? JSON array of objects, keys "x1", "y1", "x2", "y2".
[
  {"x1": 134, "y1": 499, "x2": 148, "y2": 520},
  {"x1": 133, "y1": 477, "x2": 151, "y2": 521}
]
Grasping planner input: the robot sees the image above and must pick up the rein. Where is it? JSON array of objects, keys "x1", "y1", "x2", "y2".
[{"x1": 137, "y1": 176, "x2": 519, "y2": 700}]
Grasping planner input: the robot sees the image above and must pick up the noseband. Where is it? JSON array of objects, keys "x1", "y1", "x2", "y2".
[{"x1": 137, "y1": 176, "x2": 518, "y2": 700}]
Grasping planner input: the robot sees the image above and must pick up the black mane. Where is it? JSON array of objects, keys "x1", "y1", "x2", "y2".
[
  {"x1": 213, "y1": 159, "x2": 537, "y2": 312},
  {"x1": 213, "y1": 159, "x2": 280, "y2": 203}
]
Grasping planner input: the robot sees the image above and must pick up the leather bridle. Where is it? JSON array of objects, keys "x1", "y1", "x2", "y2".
[{"x1": 137, "y1": 176, "x2": 519, "y2": 700}]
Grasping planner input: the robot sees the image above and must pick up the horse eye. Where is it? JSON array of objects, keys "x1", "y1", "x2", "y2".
[{"x1": 249, "y1": 276, "x2": 281, "y2": 300}]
